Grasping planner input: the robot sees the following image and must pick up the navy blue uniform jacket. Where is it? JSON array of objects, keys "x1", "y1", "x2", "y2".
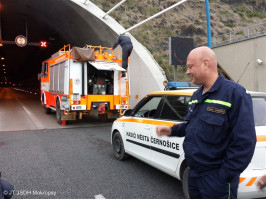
[
  {"x1": 112, "y1": 35, "x2": 132, "y2": 50},
  {"x1": 172, "y1": 75, "x2": 256, "y2": 182}
]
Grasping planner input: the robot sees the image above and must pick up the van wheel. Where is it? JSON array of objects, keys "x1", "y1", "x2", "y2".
[
  {"x1": 112, "y1": 131, "x2": 129, "y2": 161},
  {"x1": 182, "y1": 167, "x2": 190, "y2": 199},
  {"x1": 56, "y1": 100, "x2": 62, "y2": 125}
]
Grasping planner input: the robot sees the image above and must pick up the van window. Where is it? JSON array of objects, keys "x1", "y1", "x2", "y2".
[
  {"x1": 252, "y1": 97, "x2": 266, "y2": 126},
  {"x1": 134, "y1": 96, "x2": 162, "y2": 118},
  {"x1": 159, "y1": 95, "x2": 190, "y2": 121}
]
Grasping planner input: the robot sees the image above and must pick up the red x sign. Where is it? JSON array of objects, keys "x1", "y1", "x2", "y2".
[{"x1": 40, "y1": 41, "x2": 48, "y2": 48}]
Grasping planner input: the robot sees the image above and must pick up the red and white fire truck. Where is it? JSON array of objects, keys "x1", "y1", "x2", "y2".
[{"x1": 39, "y1": 44, "x2": 129, "y2": 125}]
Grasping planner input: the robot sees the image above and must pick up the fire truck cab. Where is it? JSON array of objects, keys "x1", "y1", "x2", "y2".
[{"x1": 39, "y1": 45, "x2": 129, "y2": 125}]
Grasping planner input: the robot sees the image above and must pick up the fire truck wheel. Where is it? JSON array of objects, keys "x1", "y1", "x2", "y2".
[
  {"x1": 56, "y1": 100, "x2": 62, "y2": 125},
  {"x1": 112, "y1": 131, "x2": 129, "y2": 161},
  {"x1": 182, "y1": 166, "x2": 190, "y2": 199}
]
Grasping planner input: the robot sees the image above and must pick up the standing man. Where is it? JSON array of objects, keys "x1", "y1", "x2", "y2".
[
  {"x1": 163, "y1": 80, "x2": 168, "y2": 90},
  {"x1": 156, "y1": 46, "x2": 256, "y2": 199},
  {"x1": 112, "y1": 34, "x2": 133, "y2": 77}
]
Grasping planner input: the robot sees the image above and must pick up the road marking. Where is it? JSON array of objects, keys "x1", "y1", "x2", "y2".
[
  {"x1": 16, "y1": 98, "x2": 43, "y2": 130},
  {"x1": 94, "y1": 194, "x2": 106, "y2": 199},
  {"x1": 21, "y1": 104, "x2": 39, "y2": 129}
]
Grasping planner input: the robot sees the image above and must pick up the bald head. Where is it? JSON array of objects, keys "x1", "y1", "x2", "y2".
[
  {"x1": 188, "y1": 46, "x2": 217, "y2": 69},
  {"x1": 186, "y1": 46, "x2": 219, "y2": 91}
]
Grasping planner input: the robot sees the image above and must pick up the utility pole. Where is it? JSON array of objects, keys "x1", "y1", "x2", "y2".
[{"x1": 205, "y1": 0, "x2": 212, "y2": 48}]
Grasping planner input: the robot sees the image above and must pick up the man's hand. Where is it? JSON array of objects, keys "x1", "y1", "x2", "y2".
[
  {"x1": 156, "y1": 126, "x2": 172, "y2": 136},
  {"x1": 257, "y1": 175, "x2": 266, "y2": 190}
]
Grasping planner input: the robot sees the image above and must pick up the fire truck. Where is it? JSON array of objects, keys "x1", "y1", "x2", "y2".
[{"x1": 39, "y1": 44, "x2": 129, "y2": 125}]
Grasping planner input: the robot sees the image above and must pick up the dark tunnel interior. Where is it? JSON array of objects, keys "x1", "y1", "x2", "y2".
[{"x1": 0, "y1": 0, "x2": 117, "y2": 90}]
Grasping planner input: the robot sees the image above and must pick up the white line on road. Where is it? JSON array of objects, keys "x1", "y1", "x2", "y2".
[
  {"x1": 20, "y1": 103, "x2": 40, "y2": 129},
  {"x1": 94, "y1": 194, "x2": 106, "y2": 199}
]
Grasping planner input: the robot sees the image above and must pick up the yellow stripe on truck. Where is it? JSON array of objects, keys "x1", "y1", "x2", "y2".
[{"x1": 69, "y1": 79, "x2": 73, "y2": 95}]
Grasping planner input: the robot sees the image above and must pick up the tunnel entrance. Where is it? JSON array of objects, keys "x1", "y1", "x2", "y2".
[{"x1": 0, "y1": 0, "x2": 166, "y2": 108}]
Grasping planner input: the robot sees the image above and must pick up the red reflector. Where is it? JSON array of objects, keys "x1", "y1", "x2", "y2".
[{"x1": 73, "y1": 106, "x2": 75, "y2": 109}]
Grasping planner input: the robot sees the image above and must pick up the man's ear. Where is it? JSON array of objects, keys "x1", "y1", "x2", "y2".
[{"x1": 203, "y1": 59, "x2": 209, "y2": 70}]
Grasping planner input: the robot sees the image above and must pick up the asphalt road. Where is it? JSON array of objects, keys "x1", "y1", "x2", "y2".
[
  {"x1": 0, "y1": 88, "x2": 184, "y2": 198},
  {"x1": 0, "y1": 88, "x2": 109, "y2": 131}
]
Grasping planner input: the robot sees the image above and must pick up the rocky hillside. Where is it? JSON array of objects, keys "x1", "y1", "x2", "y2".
[{"x1": 91, "y1": 0, "x2": 266, "y2": 81}]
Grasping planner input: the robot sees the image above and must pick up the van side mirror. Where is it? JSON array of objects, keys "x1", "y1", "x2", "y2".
[{"x1": 123, "y1": 109, "x2": 133, "y2": 116}]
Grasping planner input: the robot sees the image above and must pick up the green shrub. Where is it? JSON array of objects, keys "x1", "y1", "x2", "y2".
[
  {"x1": 247, "y1": 11, "x2": 266, "y2": 18},
  {"x1": 225, "y1": 23, "x2": 235, "y2": 28},
  {"x1": 236, "y1": 30, "x2": 244, "y2": 35},
  {"x1": 219, "y1": 10, "x2": 230, "y2": 16}
]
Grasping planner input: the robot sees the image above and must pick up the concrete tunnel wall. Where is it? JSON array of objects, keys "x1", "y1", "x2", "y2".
[
  {"x1": 66, "y1": 0, "x2": 166, "y2": 107},
  {"x1": 213, "y1": 35, "x2": 266, "y2": 92}
]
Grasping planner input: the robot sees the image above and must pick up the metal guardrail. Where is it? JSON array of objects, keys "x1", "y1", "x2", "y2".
[{"x1": 212, "y1": 22, "x2": 266, "y2": 47}]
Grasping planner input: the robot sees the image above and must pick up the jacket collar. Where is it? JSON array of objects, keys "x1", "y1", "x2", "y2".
[
  {"x1": 208, "y1": 74, "x2": 224, "y2": 93},
  {"x1": 195, "y1": 74, "x2": 224, "y2": 96}
]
